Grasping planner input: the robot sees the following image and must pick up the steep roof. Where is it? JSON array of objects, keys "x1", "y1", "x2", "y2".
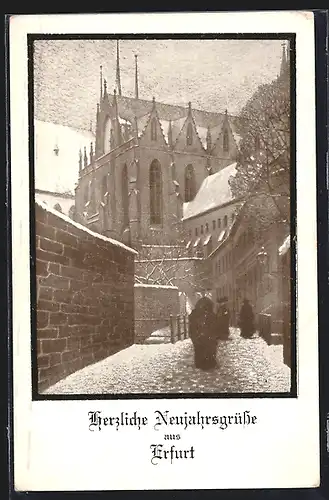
[
  {"x1": 114, "y1": 94, "x2": 236, "y2": 130},
  {"x1": 183, "y1": 162, "x2": 237, "y2": 220},
  {"x1": 34, "y1": 120, "x2": 95, "y2": 195}
]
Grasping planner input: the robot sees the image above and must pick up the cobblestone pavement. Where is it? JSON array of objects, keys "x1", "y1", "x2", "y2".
[{"x1": 44, "y1": 329, "x2": 291, "y2": 395}]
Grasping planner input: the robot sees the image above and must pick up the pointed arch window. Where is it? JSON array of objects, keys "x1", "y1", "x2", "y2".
[
  {"x1": 122, "y1": 164, "x2": 129, "y2": 227},
  {"x1": 186, "y1": 123, "x2": 193, "y2": 146},
  {"x1": 149, "y1": 160, "x2": 162, "y2": 225},
  {"x1": 223, "y1": 129, "x2": 229, "y2": 152},
  {"x1": 184, "y1": 164, "x2": 196, "y2": 202},
  {"x1": 151, "y1": 118, "x2": 157, "y2": 141}
]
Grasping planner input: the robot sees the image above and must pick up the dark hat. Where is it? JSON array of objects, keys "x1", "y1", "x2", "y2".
[{"x1": 195, "y1": 296, "x2": 214, "y2": 312}]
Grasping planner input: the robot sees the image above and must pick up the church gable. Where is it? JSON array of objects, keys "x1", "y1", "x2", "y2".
[
  {"x1": 139, "y1": 99, "x2": 168, "y2": 149},
  {"x1": 173, "y1": 105, "x2": 205, "y2": 154},
  {"x1": 212, "y1": 115, "x2": 239, "y2": 159}
]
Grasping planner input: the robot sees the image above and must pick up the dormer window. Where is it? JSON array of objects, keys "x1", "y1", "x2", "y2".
[
  {"x1": 151, "y1": 118, "x2": 157, "y2": 141},
  {"x1": 186, "y1": 123, "x2": 193, "y2": 146},
  {"x1": 223, "y1": 129, "x2": 229, "y2": 152}
]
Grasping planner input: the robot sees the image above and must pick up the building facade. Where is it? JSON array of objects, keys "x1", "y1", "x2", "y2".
[{"x1": 74, "y1": 48, "x2": 240, "y2": 246}]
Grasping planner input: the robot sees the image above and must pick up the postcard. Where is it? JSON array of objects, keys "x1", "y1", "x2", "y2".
[{"x1": 9, "y1": 11, "x2": 319, "y2": 491}]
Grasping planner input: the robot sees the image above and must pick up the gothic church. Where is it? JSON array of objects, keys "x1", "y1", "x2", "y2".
[{"x1": 75, "y1": 42, "x2": 240, "y2": 247}]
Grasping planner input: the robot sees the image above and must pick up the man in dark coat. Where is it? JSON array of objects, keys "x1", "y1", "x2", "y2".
[
  {"x1": 239, "y1": 299, "x2": 255, "y2": 338},
  {"x1": 189, "y1": 297, "x2": 218, "y2": 370},
  {"x1": 216, "y1": 297, "x2": 230, "y2": 340}
]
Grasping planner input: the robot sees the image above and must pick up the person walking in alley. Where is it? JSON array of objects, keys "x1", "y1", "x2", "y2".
[
  {"x1": 238, "y1": 299, "x2": 255, "y2": 338},
  {"x1": 189, "y1": 297, "x2": 218, "y2": 370},
  {"x1": 216, "y1": 297, "x2": 230, "y2": 340}
]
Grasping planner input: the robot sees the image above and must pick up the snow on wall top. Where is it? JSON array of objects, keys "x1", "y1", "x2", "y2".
[
  {"x1": 36, "y1": 200, "x2": 138, "y2": 255},
  {"x1": 34, "y1": 120, "x2": 95, "y2": 195},
  {"x1": 134, "y1": 283, "x2": 179, "y2": 290},
  {"x1": 182, "y1": 162, "x2": 237, "y2": 220}
]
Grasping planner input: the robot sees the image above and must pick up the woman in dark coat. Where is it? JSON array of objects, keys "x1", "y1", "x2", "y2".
[
  {"x1": 239, "y1": 299, "x2": 255, "y2": 338},
  {"x1": 189, "y1": 297, "x2": 218, "y2": 370}
]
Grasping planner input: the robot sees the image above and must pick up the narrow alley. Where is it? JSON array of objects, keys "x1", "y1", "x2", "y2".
[{"x1": 44, "y1": 329, "x2": 291, "y2": 395}]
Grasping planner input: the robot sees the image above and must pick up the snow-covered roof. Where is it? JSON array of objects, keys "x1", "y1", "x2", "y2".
[
  {"x1": 183, "y1": 162, "x2": 237, "y2": 220},
  {"x1": 136, "y1": 113, "x2": 150, "y2": 138},
  {"x1": 36, "y1": 200, "x2": 138, "y2": 255},
  {"x1": 159, "y1": 119, "x2": 171, "y2": 144},
  {"x1": 118, "y1": 116, "x2": 132, "y2": 126},
  {"x1": 196, "y1": 126, "x2": 208, "y2": 148},
  {"x1": 171, "y1": 117, "x2": 187, "y2": 143},
  {"x1": 218, "y1": 229, "x2": 227, "y2": 242},
  {"x1": 34, "y1": 120, "x2": 95, "y2": 195},
  {"x1": 203, "y1": 234, "x2": 212, "y2": 246}
]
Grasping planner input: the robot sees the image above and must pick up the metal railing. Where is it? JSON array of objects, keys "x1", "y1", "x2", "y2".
[{"x1": 169, "y1": 314, "x2": 189, "y2": 343}]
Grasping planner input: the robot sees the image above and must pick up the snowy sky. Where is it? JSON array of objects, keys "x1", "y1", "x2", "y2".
[{"x1": 34, "y1": 38, "x2": 284, "y2": 131}]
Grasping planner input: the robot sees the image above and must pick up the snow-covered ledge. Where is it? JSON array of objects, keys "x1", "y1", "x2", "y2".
[{"x1": 36, "y1": 200, "x2": 138, "y2": 255}]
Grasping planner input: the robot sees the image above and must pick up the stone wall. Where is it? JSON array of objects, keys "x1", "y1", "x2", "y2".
[
  {"x1": 134, "y1": 284, "x2": 179, "y2": 343},
  {"x1": 35, "y1": 201, "x2": 136, "y2": 392}
]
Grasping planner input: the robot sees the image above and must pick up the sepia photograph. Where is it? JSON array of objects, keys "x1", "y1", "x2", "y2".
[
  {"x1": 32, "y1": 36, "x2": 294, "y2": 397},
  {"x1": 10, "y1": 12, "x2": 321, "y2": 491}
]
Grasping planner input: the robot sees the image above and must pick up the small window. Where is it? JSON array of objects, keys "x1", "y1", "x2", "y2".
[
  {"x1": 149, "y1": 160, "x2": 162, "y2": 225},
  {"x1": 218, "y1": 260, "x2": 221, "y2": 273},
  {"x1": 185, "y1": 164, "x2": 196, "y2": 202},
  {"x1": 205, "y1": 222, "x2": 209, "y2": 233},
  {"x1": 195, "y1": 227, "x2": 198, "y2": 237},
  {"x1": 218, "y1": 218, "x2": 221, "y2": 229},
  {"x1": 224, "y1": 215, "x2": 228, "y2": 227},
  {"x1": 212, "y1": 220, "x2": 216, "y2": 230},
  {"x1": 186, "y1": 123, "x2": 193, "y2": 146},
  {"x1": 151, "y1": 118, "x2": 157, "y2": 141},
  {"x1": 201, "y1": 225, "x2": 204, "y2": 235},
  {"x1": 223, "y1": 129, "x2": 229, "y2": 152},
  {"x1": 231, "y1": 213, "x2": 235, "y2": 222}
]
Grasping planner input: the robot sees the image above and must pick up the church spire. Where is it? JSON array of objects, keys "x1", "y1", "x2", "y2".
[
  {"x1": 100, "y1": 65, "x2": 103, "y2": 102},
  {"x1": 280, "y1": 41, "x2": 288, "y2": 77},
  {"x1": 134, "y1": 54, "x2": 139, "y2": 100},
  {"x1": 116, "y1": 40, "x2": 122, "y2": 96},
  {"x1": 113, "y1": 88, "x2": 122, "y2": 146}
]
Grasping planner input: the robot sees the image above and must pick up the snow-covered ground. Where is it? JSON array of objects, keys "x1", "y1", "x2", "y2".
[{"x1": 44, "y1": 329, "x2": 291, "y2": 395}]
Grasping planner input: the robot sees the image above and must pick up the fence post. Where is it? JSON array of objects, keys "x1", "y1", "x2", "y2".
[
  {"x1": 177, "y1": 315, "x2": 181, "y2": 340},
  {"x1": 170, "y1": 315, "x2": 175, "y2": 344},
  {"x1": 183, "y1": 315, "x2": 187, "y2": 339}
]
